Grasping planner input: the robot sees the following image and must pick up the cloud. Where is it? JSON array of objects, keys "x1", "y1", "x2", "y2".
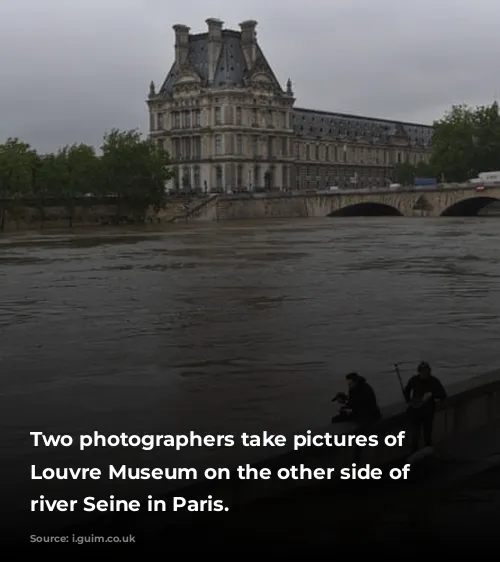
[{"x1": 1, "y1": 0, "x2": 499, "y2": 151}]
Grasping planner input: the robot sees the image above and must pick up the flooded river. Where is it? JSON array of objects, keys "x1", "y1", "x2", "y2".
[{"x1": 1, "y1": 216, "x2": 499, "y2": 532}]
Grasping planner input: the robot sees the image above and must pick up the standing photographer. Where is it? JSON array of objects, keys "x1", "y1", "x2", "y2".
[
  {"x1": 404, "y1": 361, "x2": 447, "y2": 453},
  {"x1": 331, "y1": 372, "x2": 381, "y2": 428}
]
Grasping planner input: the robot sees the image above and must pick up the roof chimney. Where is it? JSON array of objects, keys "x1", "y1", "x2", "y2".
[
  {"x1": 173, "y1": 24, "x2": 190, "y2": 66},
  {"x1": 206, "y1": 18, "x2": 224, "y2": 84},
  {"x1": 239, "y1": 20, "x2": 257, "y2": 67},
  {"x1": 206, "y1": 18, "x2": 223, "y2": 41}
]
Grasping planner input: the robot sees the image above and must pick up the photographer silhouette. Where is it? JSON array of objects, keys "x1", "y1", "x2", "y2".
[
  {"x1": 331, "y1": 373, "x2": 381, "y2": 428},
  {"x1": 404, "y1": 361, "x2": 446, "y2": 453}
]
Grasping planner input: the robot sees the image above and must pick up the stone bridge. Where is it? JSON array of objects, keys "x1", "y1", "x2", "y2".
[
  {"x1": 189, "y1": 184, "x2": 500, "y2": 221},
  {"x1": 306, "y1": 184, "x2": 500, "y2": 217}
]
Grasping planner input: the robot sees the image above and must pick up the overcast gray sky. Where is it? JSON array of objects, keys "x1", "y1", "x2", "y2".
[{"x1": 1, "y1": 0, "x2": 499, "y2": 153}]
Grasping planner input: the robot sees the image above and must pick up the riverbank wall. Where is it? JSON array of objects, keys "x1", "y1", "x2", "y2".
[
  {"x1": 62, "y1": 366, "x2": 500, "y2": 540},
  {"x1": 200, "y1": 193, "x2": 500, "y2": 221},
  {"x1": 0, "y1": 196, "x2": 209, "y2": 232},
  {"x1": 130, "y1": 367, "x2": 500, "y2": 534},
  {"x1": 1, "y1": 194, "x2": 499, "y2": 232}
]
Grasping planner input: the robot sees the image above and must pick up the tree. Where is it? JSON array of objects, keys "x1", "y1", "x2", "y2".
[
  {"x1": 53, "y1": 144, "x2": 99, "y2": 227},
  {"x1": 471, "y1": 102, "x2": 500, "y2": 174},
  {"x1": 0, "y1": 130, "x2": 177, "y2": 230},
  {"x1": 393, "y1": 162, "x2": 416, "y2": 185},
  {"x1": 32, "y1": 153, "x2": 67, "y2": 227},
  {"x1": 431, "y1": 102, "x2": 500, "y2": 182},
  {"x1": 0, "y1": 138, "x2": 37, "y2": 230},
  {"x1": 393, "y1": 161, "x2": 437, "y2": 185},
  {"x1": 64, "y1": 143, "x2": 100, "y2": 197},
  {"x1": 100, "y1": 129, "x2": 173, "y2": 222},
  {"x1": 414, "y1": 160, "x2": 436, "y2": 178}
]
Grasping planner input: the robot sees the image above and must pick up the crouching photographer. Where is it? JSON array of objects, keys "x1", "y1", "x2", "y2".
[{"x1": 331, "y1": 372, "x2": 381, "y2": 429}]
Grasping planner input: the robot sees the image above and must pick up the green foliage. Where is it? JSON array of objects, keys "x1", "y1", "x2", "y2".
[
  {"x1": 0, "y1": 138, "x2": 38, "y2": 229},
  {"x1": 431, "y1": 102, "x2": 500, "y2": 182},
  {"x1": 0, "y1": 138, "x2": 37, "y2": 198},
  {"x1": 0, "y1": 130, "x2": 173, "y2": 229},
  {"x1": 33, "y1": 153, "x2": 66, "y2": 200},
  {"x1": 393, "y1": 163, "x2": 416, "y2": 185},
  {"x1": 393, "y1": 161, "x2": 437, "y2": 185},
  {"x1": 58, "y1": 143, "x2": 100, "y2": 198},
  {"x1": 100, "y1": 129, "x2": 173, "y2": 216},
  {"x1": 32, "y1": 153, "x2": 67, "y2": 226}
]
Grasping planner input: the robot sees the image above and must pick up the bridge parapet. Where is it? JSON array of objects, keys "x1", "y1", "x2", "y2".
[
  {"x1": 189, "y1": 184, "x2": 500, "y2": 220},
  {"x1": 306, "y1": 184, "x2": 500, "y2": 217}
]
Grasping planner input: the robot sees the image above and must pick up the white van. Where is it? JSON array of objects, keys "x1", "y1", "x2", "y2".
[{"x1": 478, "y1": 171, "x2": 500, "y2": 183}]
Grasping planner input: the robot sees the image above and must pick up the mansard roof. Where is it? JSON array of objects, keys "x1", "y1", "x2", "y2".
[
  {"x1": 159, "y1": 29, "x2": 283, "y2": 96},
  {"x1": 293, "y1": 107, "x2": 433, "y2": 147},
  {"x1": 154, "y1": 20, "x2": 432, "y2": 148}
]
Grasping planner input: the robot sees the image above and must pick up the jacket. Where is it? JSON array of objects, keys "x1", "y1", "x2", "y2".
[
  {"x1": 347, "y1": 376, "x2": 381, "y2": 420},
  {"x1": 404, "y1": 374, "x2": 446, "y2": 406}
]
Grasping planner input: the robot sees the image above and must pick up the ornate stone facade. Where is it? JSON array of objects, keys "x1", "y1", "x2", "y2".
[{"x1": 147, "y1": 19, "x2": 433, "y2": 192}]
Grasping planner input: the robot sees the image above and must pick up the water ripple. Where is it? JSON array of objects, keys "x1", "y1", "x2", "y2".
[{"x1": 0, "y1": 217, "x2": 499, "y2": 463}]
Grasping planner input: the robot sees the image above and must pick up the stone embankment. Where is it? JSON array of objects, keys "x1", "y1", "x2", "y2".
[
  {"x1": 51, "y1": 367, "x2": 500, "y2": 548},
  {"x1": 0, "y1": 196, "x2": 209, "y2": 232},
  {"x1": 1, "y1": 192, "x2": 499, "y2": 232}
]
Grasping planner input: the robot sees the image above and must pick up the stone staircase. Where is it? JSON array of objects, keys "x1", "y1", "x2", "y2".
[{"x1": 168, "y1": 194, "x2": 219, "y2": 223}]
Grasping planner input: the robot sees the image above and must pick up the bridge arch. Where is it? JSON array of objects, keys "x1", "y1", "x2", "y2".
[
  {"x1": 328, "y1": 202, "x2": 403, "y2": 217},
  {"x1": 440, "y1": 196, "x2": 500, "y2": 217}
]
